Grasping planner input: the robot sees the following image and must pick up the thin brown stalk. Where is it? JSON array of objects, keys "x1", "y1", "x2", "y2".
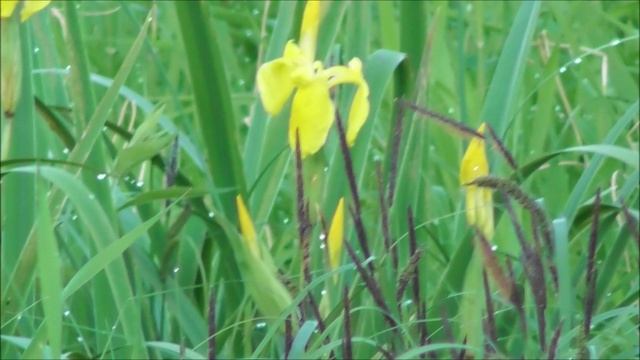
[
  {"x1": 441, "y1": 307, "x2": 458, "y2": 360},
  {"x1": 482, "y1": 270, "x2": 498, "y2": 350},
  {"x1": 506, "y1": 257, "x2": 526, "y2": 336},
  {"x1": 387, "y1": 101, "x2": 404, "y2": 207},
  {"x1": 485, "y1": 123, "x2": 518, "y2": 170},
  {"x1": 165, "y1": 136, "x2": 180, "y2": 188},
  {"x1": 335, "y1": 111, "x2": 374, "y2": 273},
  {"x1": 407, "y1": 207, "x2": 428, "y2": 358},
  {"x1": 619, "y1": 200, "x2": 640, "y2": 248},
  {"x1": 284, "y1": 315, "x2": 292, "y2": 360},
  {"x1": 395, "y1": 249, "x2": 423, "y2": 314},
  {"x1": 502, "y1": 192, "x2": 547, "y2": 350},
  {"x1": 342, "y1": 287, "x2": 352, "y2": 360},
  {"x1": 470, "y1": 176, "x2": 554, "y2": 256},
  {"x1": 207, "y1": 289, "x2": 216, "y2": 360},
  {"x1": 584, "y1": 189, "x2": 601, "y2": 337},
  {"x1": 377, "y1": 163, "x2": 398, "y2": 272},
  {"x1": 344, "y1": 238, "x2": 397, "y2": 329},
  {"x1": 295, "y1": 131, "x2": 312, "y2": 286},
  {"x1": 397, "y1": 99, "x2": 482, "y2": 139},
  {"x1": 455, "y1": 336, "x2": 467, "y2": 360},
  {"x1": 547, "y1": 321, "x2": 563, "y2": 360},
  {"x1": 474, "y1": 227, "x2": 514, "y2": 302}
]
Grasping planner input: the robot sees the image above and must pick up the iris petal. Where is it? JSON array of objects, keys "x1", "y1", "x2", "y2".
[
  {"x1": 346, "y1": 80, "x2": 370, "y2": 146},
  {"x1": 256, "y1": 58, "x2": 295, "y2": 116},
  {"x1": 289, "y1": 78, "x2": 334, "y2": 158}
]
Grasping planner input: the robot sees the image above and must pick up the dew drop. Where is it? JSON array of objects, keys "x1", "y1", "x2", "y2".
[
  {"x1": 136, "y1": 181, "x2": 144, "y2": 188},
  {"x1": 96, "y1": 173, "x2": 107, "y2": 180},
  {"x1": 62, "y1": 148, "x2": 70, "y2": 154},
  {"x1": 65, "y1": 65, "x2": 71, "y2": 71},
  {"x1": 319, "y1": 243, "x2": 326, "y2": 249},
  {"x1": 16, "y1": 313, "x2": 22, "y2": 320},
  {"x1": 402, "y1": 299, "x2": 413, "y2": 307},
  {"x1": 323, "y1": 166, "x2": 328, "y2": 173},
  {"x1": 319, "y1": 233, "x2": 326, "y2": 241},
  {"x1": 447, "y1": 107, "x2": 454, "y2": 114},
  {"x1": 255, "y1": 321, "x2": 267, "y2": 329},
  {"x1": 72, "y1": 215, "x2": 79, "y2": 221},
  {"x1": 283, "y1": 217, "x2": 290, "y2": 224},
  {"x1": 111, "y1": 325, "x2": 117, "y2": 330},
  {"x1": 609, "y1": 38, "x2": 621, "y2": 46},
  {"x1": 173, "y1": 267, "x2": 180, "y2": 273},
  {"x1": 77, "y1": 336, "x2": 83, "y2": 343},
  {"x1": 64, "y1": 310, "x2": 71, "y2": 317},
  {"x1": 208, "y1": 211, "x2": 215, "y2": 218},
  {"x1": 559, "y1": 66, "x2": 567, "y2": 73},
  {"x1": 321, "y1": 290, "x2": 327, "y2": 296},
  {"x1": 491, "y1": 245, "x2": 498, "y2": 252},
  {"x1": 573, "y1": 57, "x2": 583, "y2": 65},
  {"x1": 33, "y1": 47, "x2": 40, "y2": 54}
]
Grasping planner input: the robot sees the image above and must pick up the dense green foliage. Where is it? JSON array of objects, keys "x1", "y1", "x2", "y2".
[{"x1": 1, "y1": 1, "x2": 638, "y2": 359}]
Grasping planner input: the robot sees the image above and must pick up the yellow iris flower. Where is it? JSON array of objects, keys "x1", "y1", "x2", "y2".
[
  {"x1": 1, "y1": 0, "x2": 51, "y2": 21},
  {"x1": 256, "y1": 0, "x2": 370, "y2": 158},
  {"x1": 460, "y1": 123, "x2": 494, "y2": 239}
]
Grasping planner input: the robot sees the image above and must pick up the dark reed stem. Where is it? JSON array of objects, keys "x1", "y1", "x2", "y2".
[
  {"x1": 455, "y1": 336, "x2": 467, "y2": 360},
  {"x1": 482, "y1": 270, "x2": 498, "y2": 350},
  {"x1": 547, "y1": 321, "x2": 563, "y2": 360},
  {"x1": 387, "y1": 101, "x2": 405, "y2": 207},
  {"x1": 485, "y1": 123, "x2": 517, "y2": 170},
  {"x1": 284, "y1": 315, "x2": 292, "y2": 360},
  {"x1": 335, "y1": 111, "x2": 374, "y2": 273},
  {"x1": 395, "y1": 249, "x2": 422, "y2": 314},
  {"x1": 502, "y1": 191, "x2": 547, "y2": 350},
  {"x1": 441, "y1": 307, "x2": 458, "y2": 360},
  {"x1": 619, "y1": 200, "x2": 640, "y2": 249},
  {"x1": 344, "y1": 237, "x2": 398, "y2": 329},
  {"x1": 407, "y1": 207, "x2": 428, "y2": 357},
  {"x1": 342, "y1": 287, "x2": 352, "y2": 360},
  {"x1": 584, "y1": 189, "x2": 601, "y2": 337},
  {"x1": 295, "y1": 132, "x2": 326, "y2": 333},
  {"x1": 207, "y1": 288, "x2": 216, "y2": 360},
  {"x1": 377, "y1": 163, "x2": 398, "y2": 272},
  {"x1": 470, "y1": 176, "x2": 554, "y2": 256},
  {"x1": 474, "y1": 227, "x2": 515, "y2": 302},
  {"x1": 506, "y1": 257, "x2": 527, "y2": 336},
  {"x1": 295, "y1": 131, "x2": 312, "y2": 286},
  {"x1": 397, "y1": 99, "x2": 482, "y2": 139}
]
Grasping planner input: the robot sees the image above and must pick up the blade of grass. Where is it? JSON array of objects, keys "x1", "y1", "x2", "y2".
[
  {"x1": 175, "y1": 2, "x2": 246, "y2": 217},
  {"x1": 34, "y1": 178, "x2": 62, "y2": 360}
]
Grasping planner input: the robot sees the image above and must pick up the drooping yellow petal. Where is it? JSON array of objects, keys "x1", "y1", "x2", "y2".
[
  {"x1": 328, "y1": 198, "x2": 345, "y2": 271},
  {"x1": 324, "y1": 58, "x2": 370, "y2": 146},
  {"x1": 19, "y1": 0, "x2": 49, "y2": 21},
  {"x1": 345, "y1": 62, "x2": 369, "y2": 145},
  {"x1": 298, "y1": 0, "x2": 322, "y2": 60},
  {"x1": 0, "y1": 1, "x2": 18, "y2": 18},
  {"x1": 235, "y1": 195, "x2": 260, "y2": 258},
  {"x1": 460, "y1": 123, "x2": 493, "y2": 238},
  {"x1": 256, "y1": 58, "x2": 295, "y2": 116},
  {"x1": 288, "y1": 76, "x2": 334, "y2": 158}
]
